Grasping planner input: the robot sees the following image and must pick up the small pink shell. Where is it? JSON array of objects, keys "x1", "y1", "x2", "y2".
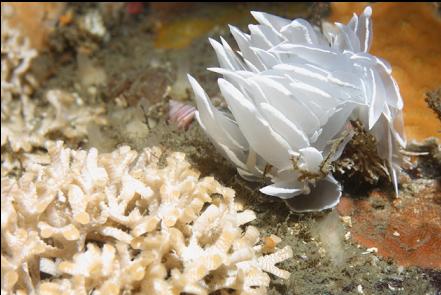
[{"x1": 168, "y1": 100, "x2": 196, "y2": 130}]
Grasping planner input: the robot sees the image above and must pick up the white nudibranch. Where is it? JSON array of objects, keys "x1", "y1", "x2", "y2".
[{"x1": 187, "y1": 7, "x2": 406, "y2": 212}]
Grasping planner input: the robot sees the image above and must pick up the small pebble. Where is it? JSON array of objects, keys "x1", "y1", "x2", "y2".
[{"x1": 362, "y1": 247, "x2": 378, "y2": 254}]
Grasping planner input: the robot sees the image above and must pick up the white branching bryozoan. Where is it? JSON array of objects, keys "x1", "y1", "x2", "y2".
[
  {"x1": 188, "y1": 7, "x2": 405, "y2": 212},
  {"x1": 1, "y1": 142, "x2": 292, "y2": 294}
]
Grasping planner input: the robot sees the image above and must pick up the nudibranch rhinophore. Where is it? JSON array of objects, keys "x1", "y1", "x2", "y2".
[{"x1": 188, "y1": 7, "x2": 406, "y2": 212}]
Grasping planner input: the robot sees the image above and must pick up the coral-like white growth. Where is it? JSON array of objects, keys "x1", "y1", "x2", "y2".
[
  {"x1": 188, "y1": 7, "x2": 405, "y2": 211},
  {"x1": 1, "y1": 142, "x2": 292, "y2": 294},
  {"x1": 1, "y1": 10, "x2": 107, "y2": 154},
  {"x1": 1, "y1": 7, "x2": 38, "y2": 117},
  {"x1": 1, "y1": 89, "x2": 108, "y2": 152}
]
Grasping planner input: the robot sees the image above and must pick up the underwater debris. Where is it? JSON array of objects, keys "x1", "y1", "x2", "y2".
[
  {"x1": 307, "y1": 2, "x2": 330, "y2": 29},
  {"x1": 404, "y1": 138, "x2": 441, "y2": 179},
  {"x1": 425, "y1": 88, "x2": 441, "y2": 123},
  {"x1": 333, "y1": 120, "x2": 391, "y2": 189},
  {"x1": 1, "y1": 142, "x2": 292, "y2": 294},
  {"x1": 107, "y1": 65, "x2": 171, "y2": 108},
  {"x1": 48, "y1": 5, "x2": 110, "y2": 54},
  {"x1": 188, "y1": 7, "x2": 405, "y2": 212},
  {"x1": 78, "y1": 9, "x2": 107, "y2": 40}
]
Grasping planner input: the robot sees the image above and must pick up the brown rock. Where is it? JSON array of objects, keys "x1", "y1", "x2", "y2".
[{"x1": 107, "y1": 67, "x2": 170, "y2": 106}]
